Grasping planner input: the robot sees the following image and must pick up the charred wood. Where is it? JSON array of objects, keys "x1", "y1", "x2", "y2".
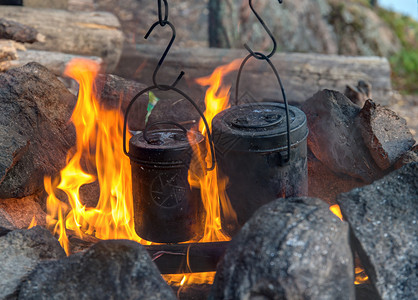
[{"x1": 145, "y1": 241, "x2": 230, "y2": 274}]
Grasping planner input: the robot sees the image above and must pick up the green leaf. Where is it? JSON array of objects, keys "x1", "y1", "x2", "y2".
[{"x1": 145, "y1": 91, "x2": 160, "y2": 124}]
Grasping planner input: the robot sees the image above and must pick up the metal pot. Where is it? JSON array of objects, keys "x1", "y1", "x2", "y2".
[
  {"x1": 212, "y1": 102, "x2": 308, "y2": 232},
  {"x1": 128, "y1": 123, "x2": 205, "y2": 243}
]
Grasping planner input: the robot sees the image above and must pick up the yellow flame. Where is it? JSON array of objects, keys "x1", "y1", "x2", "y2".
[
  {"x1": 165, "y1": 60, "x2": 241, "y2": 286},
  {"x1": 45, "y1": 58, "x2": 240, "y2": 287},
  {"x1": 28, "y1": 215, "x2": 37, "y2": 229},
  {"x1": 44, "y1": 59, "x2": 143, "y2": 255},
  {"x1": 354, "y1": 267, "x2": 369, "y2": 285},
  {"x1": 330, "y1": 204, "x2": 343, "y2": 221}
]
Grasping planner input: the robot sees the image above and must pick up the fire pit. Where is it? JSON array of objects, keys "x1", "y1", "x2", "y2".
[{"x1": 0, "y1": 0, "x2": 417, "y2": 299}]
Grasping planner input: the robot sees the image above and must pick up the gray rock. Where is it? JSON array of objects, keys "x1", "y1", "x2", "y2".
[
  {"x1": 0, "y1": 195, "x2": 46, "y2": 229},
  {"x1": 301, "y1": 89, "x2": 384, "y2": 182},
  {"x1": 308, "y1": 152, "x2": 365, "y2": 205},
  {"x1": 210, "y1": 197, "x2": 354, "y2": 300},
  {"x1": 344, "y1": 80, "x2": 372, "y2": 107},
  {"x1": 336, "y1": 162, "x2": 418, "y2": 300},
  {"x1": 394, "y1": 145, "x2": 418, "y2": 170},
  {"x1": 358, "y1": 99, "x2": 416, "y2": 170},
  {"x1": 19, "y1": 239, "x2": 177, "y2": 300},
  {"x1": 0, "y1": 62, "x2": 76, "y2": 198},
  {"x1": 0, "y1": 208, "x2": 16, "y2": 230},
  {"x1": 212, "y1": 0, "x2": 400, "y2": 57},
  {"x1": 0, "y1": 226, "x2": 66, "y2": 299}
]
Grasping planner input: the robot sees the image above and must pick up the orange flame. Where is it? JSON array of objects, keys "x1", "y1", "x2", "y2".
[
  {"x1": 330, "y1": 204, "x2": 343, "y2": 221},
  {"x1": 44, "y1": 59, "x2": 143, "y2": 255},
  {"x1": 164, "y1": 59, "x2": 241, "y2": 286},
  {"x1": 45, "y1": 58, "x2": 240, "y2": 286},
  {"x1": 354, "y1": 267, "x2": 369, "y2": 285},
  {"x1": 28, "y1": 215, "x2": 37, "y2": 229}
]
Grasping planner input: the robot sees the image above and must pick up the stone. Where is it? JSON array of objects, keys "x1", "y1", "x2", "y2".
[
  {"x1": 0, "y1": 226, "x2": 66, "y2": 299},
  {"x1": 394, "y1": 145, "x2": 418, "y2": 169},
  {"x1": 19, "y1": 239, "x2": 177, "y2": 300},
  {"x1": 0, "y1": 208, "x2": 17, "y2": 230},
  {"x1": 0, "y1": 195, "x2": 46, "y2": 228},
  {"x1": 210, "y1": 197, "x2": 354, "y2": 300},
  {"x1": 211, "y1": 0, "x2": 400, "y2": 57},
  {"x1": 95, "y1": 73, "x2": 148, "y2": 131},
  {"x1": 336, "y1": 162, "x2": 418, "y2": 300},
  {"x1": 344, "y1": 80, "x2": 372, "y2": 107},
  {"x1": 0, "y1": 62, "x2": 76, "y2": 198},
  {"x1": 301, "y1": 89, "x2": 384, "y2": 182},
  {"x1": 358, "y1": 99, "x2": 416, "y2": 170},
  {"x1": 307, "y1": 152, "x2": 365, "y2": 205}
]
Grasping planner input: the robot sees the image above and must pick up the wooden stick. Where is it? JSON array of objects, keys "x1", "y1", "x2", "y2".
[{"x1": 145, "y1": 241, "x2": 230, "y2": 274}]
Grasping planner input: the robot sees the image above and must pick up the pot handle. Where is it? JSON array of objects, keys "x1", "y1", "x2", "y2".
[
  {"x1": 234, "y1": 0, "x2": 290, "y2": 163},
  {"x1": 123, "y1": 85, "x2": 216, "y2": 171},
  {"x1": 143, "y1": 121, "x2": 187, "y2": 144}
]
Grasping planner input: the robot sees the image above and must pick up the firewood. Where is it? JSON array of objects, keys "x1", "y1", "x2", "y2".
[
  {"x1": 0, "y1": 18, "x2": 43, "y2": 43},
  {"x1": 145, "y1": 241, "x2": 229, "y2": 274},
  {"x1": 0, "y1": 7, "x2": 123, "y2": 72}
]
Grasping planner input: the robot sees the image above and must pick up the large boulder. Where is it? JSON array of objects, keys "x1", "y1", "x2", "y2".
[
  {"x1": 19, "y1": 239, "x2": 177, "y2": 300},
  {"x1": 301, "y1": 89, "x2": 384, "y2": 182},
  {"x1": 0, "y1": 226, "x2": 66, "y2": 299},
  {"x1": 337, "y1": 162, "x2": 418, "y2": 300},
  {"x1": 0, "y1": 62, "x2": 75, "y2": 198},
  {"x1": 358, "y1": 99, "x2": 415, "y2": 170},
  {"x1": 210, "y1": 197, "x2": 354, "y2": 300},
  {"x1": 211, "y1": 0, "x2": 400, "y2": 56}
]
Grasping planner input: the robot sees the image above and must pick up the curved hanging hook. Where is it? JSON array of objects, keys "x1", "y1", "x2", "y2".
[
  {"x1": 157, "y1": 0, "x2": 169, "y2": 26},
  {"x1": 144, "y1": 20, "x2": 184, "y2": 89},
  {"x1": 244, "y1": 0, "x2": 283, "y2": 59}
]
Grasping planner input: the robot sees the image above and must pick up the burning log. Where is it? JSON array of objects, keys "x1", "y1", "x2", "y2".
[
  {"x1": 146, "y1": 241, "x2": 230, "y2": 274},
  {"x1": 337, "y1": 162, "x2": 418, "y2": 299},
  {"x1": 0, "y1": 17, "x2": 43, "y2": 43},
  {"x1": 210, "y1": 197, "x2": 354, "y2": 299},
  {"x1": 67, "y1": 233, "x2": 229, "y2": 275},
  {"x1": 0, "y1": 6, "x2": 124, "y2": 71},
  {"x1": 0, "y1": 62, "x2": 76, "y2": 198}
]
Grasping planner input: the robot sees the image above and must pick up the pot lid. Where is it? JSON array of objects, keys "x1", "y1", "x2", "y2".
[
  {"x1": 129, "y1": 129, "x2": 204, "y2": 165},
  {"x1": 212, "y1": 102, "x2": 307, "y2": 153}
]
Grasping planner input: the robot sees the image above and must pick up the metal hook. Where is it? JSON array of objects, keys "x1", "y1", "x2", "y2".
[
  {"x1": 144, "y1": 20, "x2": 185, "y2": 90},
  {"x1": 244, "y1": 0, "x2": 283, "y2": 59},
  {"x1": 157, "y1": 0, "x2": 169, "y2": 26}
]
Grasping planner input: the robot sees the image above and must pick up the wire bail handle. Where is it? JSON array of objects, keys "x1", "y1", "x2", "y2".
[
  {"x1": 123, "y1": 0, "x2": 216, "y2": 170},
  {"x1": 235, "y1": 0, "x2": 290, "y2": 163}
]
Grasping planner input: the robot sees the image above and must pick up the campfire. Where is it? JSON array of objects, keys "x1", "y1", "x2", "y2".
[{"x1": 0, "y1": 1, "x2": 417, "y2": 300}]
